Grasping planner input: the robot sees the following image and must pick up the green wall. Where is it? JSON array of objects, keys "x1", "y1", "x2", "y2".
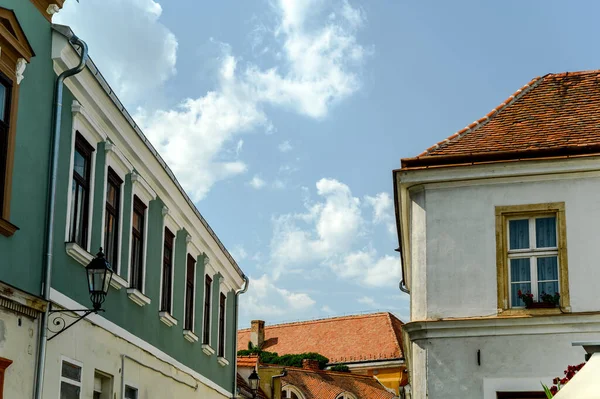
[
  {"x1": 50, "y1": 100, "x2": 238, "y2": 392},
  {"x1": 0, "y1": 0, "x2": 55, "y2": 296}
]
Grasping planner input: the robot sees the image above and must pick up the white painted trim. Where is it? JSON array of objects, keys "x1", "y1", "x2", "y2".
[
  {"x1": 334, "y1": 359, "x2": 405, "y2": 370},
  {"x1": 217, "y1": 357, "x2": 229, "y2": 367},
  {"x1": 282, "y1": 385, "x2": 305, "y2": 399},
  {"x1": 159, "y1": 311, "x2": 177, "y2": 327},
  {"x1": 183, "y1": 330, "x2": 199, "y2": 343},
  {"x1": 127, "y1": 179, "x2": 153, "y2": 294},
  {"x1": 403, "y1": 313, "x2": 600, "y2": 340},
  {"x1": 202, "y1": 344, "x2": 215, "y2": 357},
  {"x1": 49, "y1": 288, "x2": 232, "y2": 397},
  {"x1": 183, "y1": 248, "x2": 198, "y2": 333},
  {"x1": 159, "y1": 211, "x2": 178, "y2": 315},
  {"x1": 60, "y1": 355, "x2": 83, "y2": 399},
  {"x1": 202, "y1": 274, "x2": 213, "y2": 347},
  {"x1": 217, "y1": 286, "x2": 227, "y2": 359},
  {"x1": 65, "y1": 242, "x2": 93, "y2": 267},
  {"x1": 127, "y1": 288, "x2": 151, "y2": 307},
  {"x1": 110, "y1": 273, "x2": 128, "y2": 290},
  {"x1": 204, "y1": 256, "x2": 217, "y2": 278}
]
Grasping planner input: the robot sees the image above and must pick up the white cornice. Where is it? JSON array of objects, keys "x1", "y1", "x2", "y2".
[
  {"x1": 71, "y1": 100, "x2": 107, "y2": 142},
  {"x1": 104, "y1": 141, "x2": 133, "y2": 177},
  {"x1": 131, "y1": 172, "x2": 156, "y2": 203},
  {"x1": 403, "y1": 313, "x2": 600, "y2": 341}
]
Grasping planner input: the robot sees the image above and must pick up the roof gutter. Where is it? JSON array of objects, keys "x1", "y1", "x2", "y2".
[
  {"x1": 393, "y1": 169, "x2": 409, "y2": 295},
  {"x1": 231, "y1": 275, "x2": 249, "y2": 398},
  {"x1": 34, "y1": 25, "x2": 88, "y2": 399}
]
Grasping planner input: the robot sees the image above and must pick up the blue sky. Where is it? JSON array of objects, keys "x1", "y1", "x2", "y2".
[{"x1": 56, "y1": 1, "x2": 600, "y2": 328}]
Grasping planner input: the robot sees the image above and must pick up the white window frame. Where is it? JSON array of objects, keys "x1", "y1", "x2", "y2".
[
  {"x1": 335, "y1": 393, "x2": 357, "y2": 399},
  {"x1": 282, "y1": 385, "x2": 305, "y2": 399},
  {"x1": 159, "y1": 206, "x2": 182, "y2": 321},
  {"x1": 59, "y1": 356, "x2": 83, "y2": 399},
  {"x1": 183, "y1": 236, "x2": 200, "y2": 342},
  {"x1": 65, "y1": 101, "x2": 106, "y2": 251},
  {"x1": 507, "y1": 214, "x2": 559, "y2": 308},
  {"x1": 202, "y1": 258, "x2": 216, "y2": 355},
  {"x1": 126, "y1": 172, "x2": 155, "y2": 303}
]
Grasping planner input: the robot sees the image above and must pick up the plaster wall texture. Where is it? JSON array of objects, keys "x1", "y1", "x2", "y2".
[
  {"x1": 408, "y1": 174, "x2": 600, "y2": 320},
  {"x1": 43, "y1": 314, "x2": 229, "y2": 399},
  {"x1": 410, "y1": 331, "x2": 594, "y2": 399},
  {"x1": 0, "y1": 308, "x2": 38, "y2": 399}
]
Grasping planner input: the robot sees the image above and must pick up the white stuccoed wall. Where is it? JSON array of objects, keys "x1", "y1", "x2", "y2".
[
  {"x1": 410, "y1": 174, "x2": 600, "y2": 319},
  {"x1": 43, "y1": 313, "x2": 228, "y2": 399},
  {"x1": 0, "y1": 307, "x2": 38, "y2": 399},
  {"x1": 401, "y1": 162, "x2": 600, "y2": 399}
]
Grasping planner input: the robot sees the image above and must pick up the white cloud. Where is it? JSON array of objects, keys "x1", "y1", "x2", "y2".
[
  {"x1": 321, "y1": 305, "x2": 335, "y2": 314},
  {"x1": 365, "y1": 192, "x2": 396, "y2": 235},
  {"x1": 269, "y1": 178, "x2": 400, "y2": 286},
  {"x1": 278, "y1": 140, "x2": 293, "y2": 152},
  {"x1": 60, "y1": 0, "x2": 368, "y2": 201},
  {"x1": 231, "y1": 245, "x2": 248, "y2": 261},
  {"x1": 249, "y1": 175, "x2": 267, "y2": 189},
  {"x1": 241, "y1": 274, "x2": 316, "y2": 319},
  {"x1": 55, "y1": 0, "x2": 178, "y2": 107},
  {"x1": 357, "y1": 296, "x2": 381, "y2": 308}
]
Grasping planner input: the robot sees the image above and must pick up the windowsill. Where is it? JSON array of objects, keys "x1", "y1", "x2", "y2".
[
  {"x1": 499, "y1": 307, "x2": 569, "y2": 316},
  {"x1": 159, "y1": 311, "x2": 177, "y2": 327},
  {"x1": 65, "y1": 242, "x2": 93, "y2": 267},
  {"x1": 126, "y1": 288, "x2": 151, "y2": 307},
  {"x1": 110, "y1": 274, "x2": 128, "y2": 290},
  {"x1": 183, "y1": 330, "x2": 198, "y2": 343},
  {"x1": 217, "y1": 356, "x2": 229, "y2": 367},
  {"x1": 202, "y1": 344, "x2": 215, "y2": 356},
  {"x1": 0, "y1": 218, "x2": 18, "y2": 237}
]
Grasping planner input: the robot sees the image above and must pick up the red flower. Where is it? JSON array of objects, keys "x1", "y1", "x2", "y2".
[
  {"x1": 560, "y1": 378, "x2": 569, "y2": 385},
  {"x1": 553, "y1": 377, "x2": 560, "y2": 384},
  {"x1": 550, "y1": 386, "x2": 558, "y2": 395}
]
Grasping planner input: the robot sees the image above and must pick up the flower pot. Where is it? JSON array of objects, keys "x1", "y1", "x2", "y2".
[{"x1": 526, "y1": 302, "x2": 557, "y2": 309}]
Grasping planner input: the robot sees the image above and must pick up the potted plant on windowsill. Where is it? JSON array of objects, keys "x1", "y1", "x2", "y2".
[{"x1": 517, "y1": 290, "x2": 560, "y2": 309}]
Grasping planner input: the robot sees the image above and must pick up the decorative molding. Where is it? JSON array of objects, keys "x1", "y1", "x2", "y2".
[
  {"x1": 104, "y1": 141, "x2": 133, "y2": 177},
  {"x1": 65, "y1": 242, "x2": 93, "y2": 267},
  {"x1": 203, "y1": 255, "x2": 210, "y2": 266},
  {"x1": 0, "y1": 281, "x2": 46, "y2": 313},
  {"x1": 30, "y1": 0, "x2": 65, "y2": 22},
  {"x1": 162, "y1": 205, "x2": 169, "y2": 217},
  {"x1": 202, "y1": 344, "x2": 215, "y2": 356},
  {"x1": 71, "y1": 100, "x2": 108, "y2": 142},
  {"x1": 15, "y1": 59, "x2": 26, "y2": 85},
  {"x1": 217, "y1": 357, "x2": 229, "y2": 367},
  {"x1": 110, "y1": 274, "x2": 128, "y2": 290},
  {"x1": 131, "y1": 172, "x2": 156, "y2": 202},
  {"x1": 126, "y1": 288, "x2": 151, "y2": 307},
  {"x1": 183, "y1": 330, "x2": 198, "y2": 343},
  {"x1": 159, "y1": 311, "x2": 177, "y2": 327},
  {"x1": 186, "y1": 234, "x2": 192, "y2": 244},
  {"x1": 46, "y1": 4, "x2": 60, "y2": 15}
]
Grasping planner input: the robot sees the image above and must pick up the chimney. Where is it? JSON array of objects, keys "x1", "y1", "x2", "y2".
[
  {"x1": 250, "y1": 320, "x2": 265, "y2": 349},
  {"x1": 302, "y1": 359, "x2": 320, "y2": 371}
]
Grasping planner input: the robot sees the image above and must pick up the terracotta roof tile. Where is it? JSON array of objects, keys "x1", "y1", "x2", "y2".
[
  {"x1": 237, "y1": 355, "x2": 259, "y2": 368},
  {"x1": 237, "y1": 373, "x2": 268, "y2": 399},
  {"x1": 403, "y1": 70, "x2": 600, "y2": 168},
  {"x1": 237, "y1": 312, "x2": 404, "y2": 364},
  {"x1": 281, "y1": 367, "x2": 395, "y2": 399}
]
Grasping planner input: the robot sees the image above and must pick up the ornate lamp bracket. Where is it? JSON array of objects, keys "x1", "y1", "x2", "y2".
[{"x1": 47, "y1": 303, "x2": 104, "y2": 341}]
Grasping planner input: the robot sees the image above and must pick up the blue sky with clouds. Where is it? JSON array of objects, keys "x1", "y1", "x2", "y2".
[{"x1": 56, "y1": 1, "x2": 600, "y2": 327}]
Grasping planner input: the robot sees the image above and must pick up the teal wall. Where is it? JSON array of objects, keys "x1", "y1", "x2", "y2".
[
  {"x1": 0, "y1": 0, "x2": 55, "y2": 296},
  {"x1": 50, "y1": 94, "x2": 238, "y2": 392}
]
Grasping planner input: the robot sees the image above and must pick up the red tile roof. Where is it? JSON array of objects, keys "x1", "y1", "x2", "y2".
[
  {"x1": 237, "y1": 312, "x2": 404, "y2": 364},
  {"x1": 281, "y1": 367, "x2": 395, "y2": 399},
  {"x1": 237, "y1": 355, "x2": 259, "y2": 368},
  {"x1": 237, "y1": 373, "x2": 268, "y2": 399},
  {"x1": 402, "y1": 70, "x2": 600, "y2": 169}
]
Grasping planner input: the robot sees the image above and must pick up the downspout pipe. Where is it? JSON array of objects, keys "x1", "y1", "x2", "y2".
[
  {"x1": 271, "y1": 369, "x2": 287, "y2": 399},
  {"x1": 232, "y1": 275, "x2": 249, "y2": 398},
  {"x1": 34, "y1": 27, "x2": 88, "y2": 399}
]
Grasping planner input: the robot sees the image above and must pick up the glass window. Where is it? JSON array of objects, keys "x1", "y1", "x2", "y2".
[
  {"x1": 507, "y1": 215, "x2": 559, "y2": 307},
  {"x1": 203, "y1": 275, "x2": 212, "y2": 345},
  {"x1": 104, "y1": 168, "x2": 122, "y2": 270},
  {"x1": 130, "y1": 196, "x2": 146, "y2": 291},
  {"x1": 184, "y1": 254, "x2": 196, "y2": 330},
  {"x1": 124, "y1": 386, "x2": 138, "y2": 399},
  {"x1": 60, "y1": 360, "x2": 82, "y2": 399},
  {"x1": 218, "y1": 292, "x2": 226, "y2": 357},
  {"x1": 69, "y1": 133, "x2": 94, "y2": 249},
  {"x1": 161, "y1": 228, "x2": 175, "y2": 313}
]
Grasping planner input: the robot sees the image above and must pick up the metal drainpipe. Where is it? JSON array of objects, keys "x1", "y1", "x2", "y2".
[
  {"x1": 399, "y1": 280, "x2": 410, "y2": 295},
  {"x1": 33, "y1": 28, "x2": 88, "y2": 399},
  {"x1": 271, "y1": 369, "x2": 287, "y2": 399},
  {"x1": 232, "y1": 275, "x2": 249, "y2": 398}
]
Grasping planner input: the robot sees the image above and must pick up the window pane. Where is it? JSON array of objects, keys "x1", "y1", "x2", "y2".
[
  {"x1": 60, "y1": 382, "x2": 80, "y2": 399},
  {"x1": 0, "y1": 82, "x2": 6, "y2": 122},
  {"x1": 107, "y1": 181, "x2": 117, "y2": 207},
  {"x1": 536, "y1": 217, "x2": 557, "y2": 248},
  {"x1": 510, "y1": 258, "x2": 531, "y2": 282},
  {"x1": 511, "y1": 282, "x2": 531, "y2": 307},
  {"x1": 125, "y1": 386, "x2": 138, "y2": 399},
  {"x1": 537, "y1": 256, "x2": 558, "y2": 281},
  {"x1": 509, "y1": 219, "x2": 529, "y2": 249},
  {"x1": 538, "y1": 281, "x2": 559, "y2": 297},
  {"x1": 61, "y1": 361, "x2": 81, "y2": 381},
  {"x1": 73, "y1": 149, "x2": 87, "y2": 178}
]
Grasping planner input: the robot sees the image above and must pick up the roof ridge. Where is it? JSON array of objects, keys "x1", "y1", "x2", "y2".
[
  {"x1": 238, "y1": 312, "x2": 392, "y2": 331},
  {"x1": 284, "y1": 367, "x2": 382, "y2": 379},
  {"x1": 384, "y1": 313, "x2": 401, "y2": 354},
  {"x1": 417, "y1": 74, "x2": 547, "y2": 157}
]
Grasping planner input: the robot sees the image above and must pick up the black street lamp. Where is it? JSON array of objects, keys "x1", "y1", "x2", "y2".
[
  {"x1": 47, "y1": 248, "x2": 113, "y2": 340},
  {"x1": 248, "y1": 368, "x2": 260, "y2": 398}
]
